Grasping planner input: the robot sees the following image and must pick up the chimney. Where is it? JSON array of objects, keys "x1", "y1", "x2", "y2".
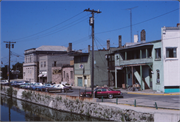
[
  {"x1": 177, "y1": 23, "x2": 180, "y2": 27},
  {"x1": 107, "y1": 40, "x2": 110, "y2": 50},
  {"x1": 141, "y1": 29, "x2": 146, "y2": 41},
  {"x1": 68, "y1": 43, "x2": 72, "y2": 52},
  {"x1": 118, "y1": 35, "x2": 122, "y2": 48},
  {"x1": 134, "y1": 35, "x2": 138, "y2": 43},
  {"x1": 88, "y1": 45, "x2": 90, "y2": 52}
]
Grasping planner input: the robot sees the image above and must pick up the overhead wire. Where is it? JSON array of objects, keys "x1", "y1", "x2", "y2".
[
  {"x1": 16, "y1": 13, "x2": 91, "y2": 43},
  {"x1": 7, "y1": 11, "x2": 84, "y2": 42},
  {"x1": 96, "y1": 8, "x2": 179, "y2": 34}
]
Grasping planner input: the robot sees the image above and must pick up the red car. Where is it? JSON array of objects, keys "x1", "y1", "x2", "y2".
[{"x1": 80, "y1": 87, "x2": 123, "y2": 99}]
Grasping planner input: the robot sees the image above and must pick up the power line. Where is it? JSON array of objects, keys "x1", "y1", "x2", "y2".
[
  {"x1": 96, "y1": 8, "x2": 179, "y2": 34},
  {"x1": 16, "y1": 14, "x2": 90, "y2": 43},
  {"x1": 7, "y1": 11, "x2": 84, "y2": 42}
]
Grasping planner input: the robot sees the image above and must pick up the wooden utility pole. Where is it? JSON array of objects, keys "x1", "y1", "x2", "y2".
[
  {"x1": 3, "y1": 41, "x2": 16, "y2": 84},
  {"x1": 84, "y1": 8, "x2": 101, "y2": 97}
]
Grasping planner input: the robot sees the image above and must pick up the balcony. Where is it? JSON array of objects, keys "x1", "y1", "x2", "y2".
[{"x1": 119, "y1": 58, "x2": 153, "y2": 66}]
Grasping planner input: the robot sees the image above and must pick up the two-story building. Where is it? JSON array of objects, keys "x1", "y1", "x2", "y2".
[
  {"x1": 113, "y1": 24, "x2": 180, "y2": 93},
  {"x1": 69, "y1": 45, "x2": 109, "y2": 88}
]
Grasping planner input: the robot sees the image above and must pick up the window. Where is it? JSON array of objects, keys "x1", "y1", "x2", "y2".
[
  {"x1": 44, "y1": 61, "x2": 46, "y2": 67},
  {"x1": 116, "y1": 55, "x2": 119, "y2": 60},
  {"x1": 64, "y1": 71, "x2": 65, "y2": 78},
  {"x1": 166, "y1": 47, "x2": 177, "y2": 58},
  {"x1": 155, "y1": 48, "x2": 161, "y2": 59},
  {"x1": 80, "y1": 56, "x2": 88, "y2": 62},
  {"x1": 41, "y1": 62, "x2": 43, "y2": 67},
  {"x1": 54, "y1": 61, "x2": 56, "y2": 66},
  {"x1": 102, "y1": 89, "x2": 106, "y2": 92},
  {"x1": 70, "y1": 71, "x2": 73, "y2": 79},
  {"x1": 156, "y1": 69, "x2": 160, "y2": 83}
]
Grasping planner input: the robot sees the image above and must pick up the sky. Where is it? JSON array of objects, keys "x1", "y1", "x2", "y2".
[{"x1": 1, "y1": 1, "x2": 179, "y2": 68}]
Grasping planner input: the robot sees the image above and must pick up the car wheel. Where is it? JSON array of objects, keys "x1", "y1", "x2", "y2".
[
  {"x1": 108, "y1": 94, "x2": 113, "y2": 99},
  {"x1": 64, "y1": 89, "x2": 66, "y2": 93}
]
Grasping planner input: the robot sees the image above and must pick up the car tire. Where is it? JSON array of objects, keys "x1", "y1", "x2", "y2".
[
  {"x1": 64, "y1": 89, "x2": 66, "y2": 93},
  {"x1": 108, "y1": 94, "x2": 113, "y2": 99}
]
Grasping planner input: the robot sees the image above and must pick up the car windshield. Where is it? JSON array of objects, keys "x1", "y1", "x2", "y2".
[
  {"x1": 108, "y1": 88, "x2": 114, "y2": 91},
  {"x1": 17, "y1": 81, "x2": 23, "y2": 83}
]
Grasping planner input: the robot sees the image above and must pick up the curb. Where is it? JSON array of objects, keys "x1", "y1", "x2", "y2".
[
  {"x1": 118, "y1": 103, "x2": 180, "y2": 111},
  {"x1": 102, "y1": 102, "x2": 180, "y2": 111},
  {"x1": 126, "y1": 92, "x2": 180, "y2": 96}
]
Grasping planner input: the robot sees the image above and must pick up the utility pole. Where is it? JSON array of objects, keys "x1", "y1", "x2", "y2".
[
  {"x1": 126, "y1": 6, "x2": 138, "y2": 43},
  {"x1": 84, "y1": 8, "x2": 101, "y2": 97},
  {"x1": 3, "y1": 41, "x2": 16, "y2": 84}
]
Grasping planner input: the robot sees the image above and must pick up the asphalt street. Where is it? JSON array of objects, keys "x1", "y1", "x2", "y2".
[{"x1": 54, "y1": 88, "x2": 180, "y2": 110}]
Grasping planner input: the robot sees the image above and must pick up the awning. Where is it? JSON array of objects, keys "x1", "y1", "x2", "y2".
[{"x1": 38, "y1": 74, "x2": 43, "y2": 77}]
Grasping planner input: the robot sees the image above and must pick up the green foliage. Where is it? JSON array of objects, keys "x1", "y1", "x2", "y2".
[
  {"x1": 55, "y1": 96, "x2": 62, "y2": 101},
  {"x1": 13, "y1": 89, "x2": 17, "y2": 96},
  {"x1": 7, "y1": 86, "x2": 13, "y2": 96},
  {"x1": 22, "y1": 91, "x2": 32, "y2": 99},
  {"x1": 75, "y1": 99, "x2": 79, "y2": 104}
]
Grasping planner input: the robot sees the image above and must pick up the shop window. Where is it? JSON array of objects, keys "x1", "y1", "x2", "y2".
[{"x1": 166, "y1": 47, "x2": 177, "y2": 58}]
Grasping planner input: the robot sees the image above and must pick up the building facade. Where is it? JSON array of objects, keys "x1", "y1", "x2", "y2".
[
  {"x1": 113, "y1": 25, "x2": 180, "y2": 93},
  {"x1": 52, "y1": 65, "x2": 74, "y2": 85},
  {"x1": 70, "y1": 49, "x2": 109, "y2": 88},
  {"x1": 162, "y1": 25, "x2": 180, "y2": 93},
  {"x1": 23, "y1": 45, "x2": 73, "y2": 83}
]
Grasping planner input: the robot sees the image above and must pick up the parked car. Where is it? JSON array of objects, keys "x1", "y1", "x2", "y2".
[
  {"x1": 0, "y1": 80, "x2": 8, "y2": 85},
  {"x1": 45, "y1": 84, "x2": 70, "y2": 92},
  {"x1": 19, "y1": 82, "x2": 32, "y2": 89},
  {"x1": 30, "y1": 83, "x2": 43, "y2": 90},
  {"x1": 80, "y1": 87, "x2": 123, "y2": 99},
  {"x1": 62, "y1": 84, "x2": 72, "y2": 90},
  {"x1": 11, "y1": 81, "x2": 26, "y2": 87},
  {"x1": 40, "y1": 84, "x2": 53, "y2": 91},
  {"x1": 24, "y1": 82, "x2": 36, "y2": 89}
]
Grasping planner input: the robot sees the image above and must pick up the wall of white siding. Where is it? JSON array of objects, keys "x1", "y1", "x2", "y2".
[{"x1": 162, "y1": 27, "x2": 180, "y2": 86}]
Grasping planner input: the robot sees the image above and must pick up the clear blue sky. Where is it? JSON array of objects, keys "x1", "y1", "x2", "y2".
[{"x1": 1, "y1": 1, "x2": 179, "y2": 67}]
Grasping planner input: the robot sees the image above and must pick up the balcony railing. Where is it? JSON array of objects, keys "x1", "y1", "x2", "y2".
[{"x1": 119, "y1": 58, "x2": 153, "y2": 66}]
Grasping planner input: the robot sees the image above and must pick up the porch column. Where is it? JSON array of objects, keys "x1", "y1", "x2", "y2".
[
  {"x1": 140, "y1": 49, "x2": 142, "y2": 59},
  {"x1": 146, "y1": 48, "x2": 148, "y2": 58},
  {"x1": 132, "y1": 66, "x2": 133, "y2": 85},
  {"x1": 115, "y1": 67, "x2": 117, "y2": 88},
  {"x1": 126, "y1": 67, "x2": 128, "y2": 88},
  {"x1": 125, "y1": 51, "x2": 127, "y2": 60},
  {"x1": 140, "y1": 65, "x2": 143, "y2": 90}
]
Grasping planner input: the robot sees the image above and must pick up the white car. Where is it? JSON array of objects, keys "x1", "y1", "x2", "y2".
[{"x1": 45, "y1": 84, "x2": 69, "y2": 92}]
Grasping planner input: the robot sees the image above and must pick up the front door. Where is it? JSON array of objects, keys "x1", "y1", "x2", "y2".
[{"x1": 77, "y1": 77, "x2": 82, "y2": 87}]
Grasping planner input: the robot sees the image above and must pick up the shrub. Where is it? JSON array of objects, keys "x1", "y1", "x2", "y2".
[
  {"x1": 7, "y1": 86, "x2": 13, "y2": 96},
  {"x1": 22, "y1": 91, "x2": 32, "y2": 99}
]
